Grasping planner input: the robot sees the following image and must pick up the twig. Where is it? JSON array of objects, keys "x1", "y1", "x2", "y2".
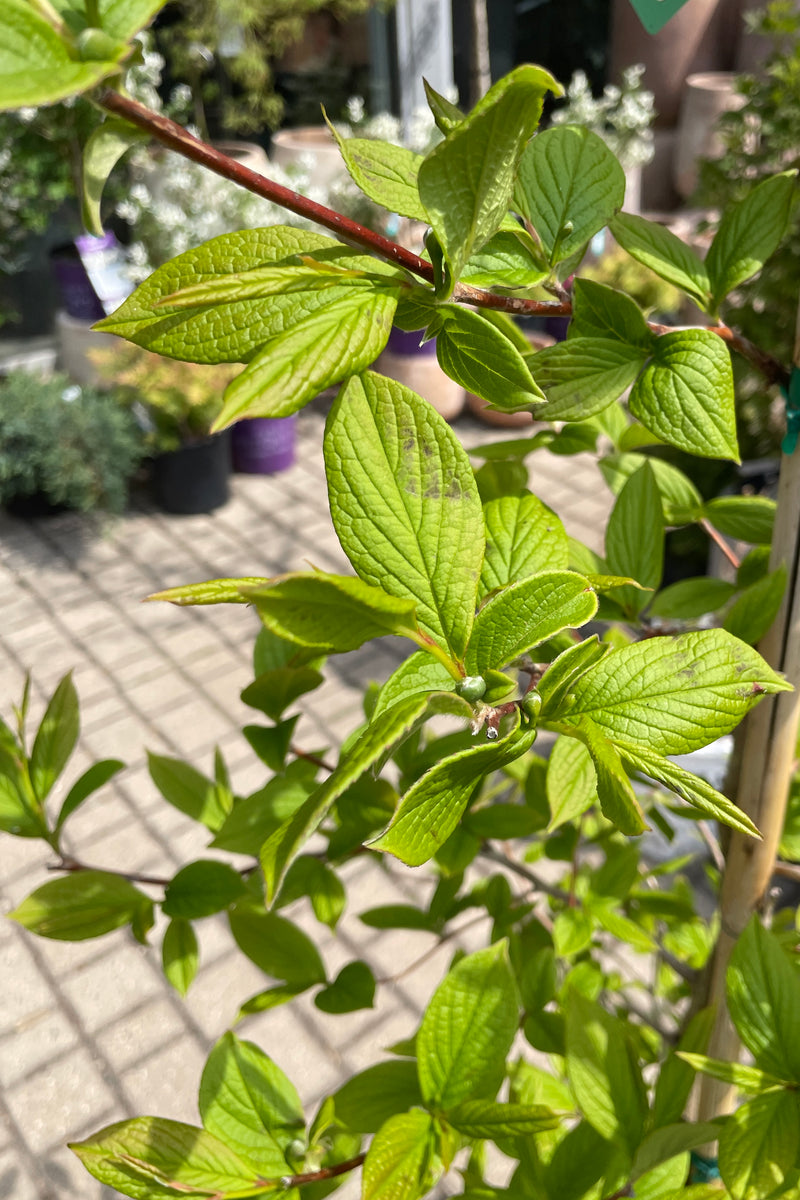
[
  {"x1": 479, "y1": 842, "x2": 570, "y2": 902},
  {"x1": 698, "y1": 819, "x2": 726, "y2": 873},
  {"x1": 375, "y1": 911, "x2": 490, "y2": 985},
  {"x1": 95, "y1": 91, "x2": 791, "y2": 388},
  {"x1": 280, "y1": 1154, "x2": 366, "y2": 1187},
  {"x1": 700, "y1": 518, "x2": 741, "y2": 571},
  {"x1": 290, "y1": 746, "x2": 335, "y2": 773},
  {"x1": 50, "y1": 855, "x2": 173, "y2": 887},
  {"x1": 772, "y1": 860, "x2": 800, "y2": 883}
]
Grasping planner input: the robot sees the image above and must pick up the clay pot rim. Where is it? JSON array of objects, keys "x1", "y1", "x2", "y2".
[{"x1": 684, "y1": 71, "x2": 742, "y2": 91}]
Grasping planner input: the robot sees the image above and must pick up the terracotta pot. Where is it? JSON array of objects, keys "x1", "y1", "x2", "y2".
[
  {"x1": 270, "y1": 126, "x2": 345, "y2": 189},
  {"x1": 674, "y1": 72, "x2": 746, "y2": 198}
]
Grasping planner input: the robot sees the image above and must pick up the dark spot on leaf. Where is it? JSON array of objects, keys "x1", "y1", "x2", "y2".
[
  {"x1": 445, "y1": 479, "x2": 463, "y2": 500},
  {"x1": 424, "y1": 482, "x2": 441, "y2": 499}
]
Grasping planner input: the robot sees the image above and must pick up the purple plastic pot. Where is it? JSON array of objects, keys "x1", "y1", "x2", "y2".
[
  {"x1": 50, "y1": 243, "x2": 106, "y2": 322},
  {"x1": 231, "y1": 416, "x2": 297, "y2": 474},
  {"x1": 386, "y1": 327, "x2": 436, "y2": 356}
]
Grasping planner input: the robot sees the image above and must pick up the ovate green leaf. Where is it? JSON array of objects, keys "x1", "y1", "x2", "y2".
[
  {"x1": 629, "y1": 329, "x2": 738, "y2": 461},
  {"x1": 466, "y1": 571, "x2": 597, "y2": 674},
  {"x1": 417, "y1": 941, "x2": 519, "y2": 1110},
  {"x1": 242, "y1": 572, "x2": 419, "y2": 652},
  {"x1": 228, "y1": 902, "x2": 326, "y2": 986},
  {"x1": 10, "y1": 871, "x2": 152, "y2": 941},
  {"x1": 516, "y1": 125, "x2": 626, "y2": 264},
  {"x1": 0, "y1": 1, "x2": 121, "y2": 108},
  {"x1": 530, "y1": 337, "x2": 647, "y2": 421},
  {"x1": 727, "y1": 919, "x2": 800, "y2": 1081},
  {"x1": 371, "y1": 720, "x2": 538, "y2": 866},
  {"x1": 162, "y1": 917, "x2": 199, "y2": 997},
  {"x1": 435, "y1": 306, "x2": 545, "y2": 409},
  {"x1": 70, "y1": 1116, "x2": 261, "y2": 1198},
  {"x1": 565, "y1": 629, "x2": 789, "y2": 756},
  {"x1": 332, "y1": 1060, "x2": 423, "y2": 1134},
  {"x1": 609, "y1": 212, "x2": 711, "y2": 309},
  {"x1": 418, "y1": 65, "x2": 560, "y2": 286},
  {"x1": 706, "y1": 171, "x2": 798, "y2": 311},
  {"x1": 604, "y1": 461, "x2": 663, "y2": 614},
  {"x1": 328, "y1": 130, "x2": 427, "y2": 220},
  {"x1": 546, "y1": 735, "x2": 598, "y2": 830},
  {"x1": 82, "y1": 119, "x2": 147, "y2": 236},
  {"x1": 30, "y1": 672, "x2": 79, "y2": 802},
  {"x1": 565, "y1": 989, "x2": 648, "y2": 1156},
  {"x1": 723, "y1": 566, "x2": 786, "y2": 646},
  {"x1": 718, "y1": 1090, "x2": 800, "y2": 1200},
  {"x1": 570, "y1": 278, "x2": 656, "y2": 349},
  {"x1": 162, "y1": 860, "x2": 246, "y2": 919},
  {"x1": 214, "y1": 288, "x2": 397, "y2": 428},
  {"x1": 447, "y1": 1099, "x2": 561, "y2": 1138},
  {"x1": 148, "y1": 753, "x2": 230, "y2": 832},
  {"x1": 481, "y1": 493, "x2": 568, "y2": 595},
  {"x1": 314, "y1": 961, "x2": 376, "y2": 1013},
  {"x1": 198, "y1": 1032, "x2": 304, "y2": 1176},
  {"x1": 704, "y1": 495, "x2": 775, "y2": 545},
  {"x1": 325, "y1": 371, "x2": 484, "y2": 659},
  {"x1": 362, "y1": 1110, "x2": 437, "y2": 1200}
]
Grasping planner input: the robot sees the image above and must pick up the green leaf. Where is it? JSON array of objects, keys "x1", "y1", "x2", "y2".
[
  {"x1": 416, "y1": 941, "x2": 519, "y2": 1110},
  {"x1": 605, "y1": 462, "x2": 663, "y2": 614},
  {"x1": 82, "y1": 118, "x2": 146, "y2": 236},
  {"x1": 648, "y1": 578, "x2": 736, "y2": 621},
  {"x1": 562, "y1": 717, "x2": 647, "y2": 835},
  {"x1": 314, "y1": 961, "x2": 376, "y2": 1014},
  {"x1": 373, "y1": 653, "x2": 454, "y2": 720},
  {"x1": 424, "y1": 77, "x2": 464, "y2": 133},
  {"x1": 617, "y1": 744, "x2": 759, "y2": 838},
  {"x1": 516, "y1": 125, "x2": 626, "y2": 264},
  {"x1": 243, "y1": 719, "x2": 299, "y2": 772},
  {"x1": 609, "y1": 212, "x2": 711, "y2": 309},
  {"x1": 652, "y1": 1006, "x2": 715, "y2": 1129},
  {"x1": 362, "y1": 1110, "x2": 437, "y2": 1200},
  {"x1": 565, "y1": 989, "x2": 648, "y2": 1156},
  {"x1": 148, "y1": 577, "x2": 267, "y2": 606},
  {"x1": 70, "y1": 1116, "x2": 262, "y2": 1198},
  {"x1": 332, "y1": 1061, "x2": 423, "y2": 1134},
  {"x1": 632, "y1": 1123, "x2": 722, "y2": 1181},
  {"x1": 359, "y1": 904, "x2": 433, "y2": 931},
  {"x1": 162, "y1": 860, "x2": 246, "y2": 920},
  {"x1": 235, "y1": 985, "x2": 306, "y2": 1020},
  {"x1": 677, "y1": 1053, "x2": 791, "y2": 1094},
  {"x1": 162, "y1": 917, "x2": 199, "y2": 998},
  {"x1": 481, "y1": 494, "x2": 568, "y2": 595},
  {"x1": 10, "y1": 871, "x2": 152, "y2": 941},
  {"x1": 211, "y1": 775, "x2": 313, "y2": 855},
  {"x1": 54, "y1": 757, "x2": 124, "y2": 832},
  {"x1": 418, "y1": 65, "x2": 560, "y2": 287},
  {"x1": 466, "y1": 571, "x2": 597, "y2": 674},
  {"x1": 148, "y1": 753, "x2": 230, "y2": 832},
  {"x1": 325, "y1": 371, "x2": 484, "y2": 659},
  {"x1": 553, "y1": 909, "x2": 594, "y2": 959},
  {"x1": 546, "y1": 735, "x2": 598, "y2": 830},
  {"x1": 30, "y1": 672, "x2": 79, "y2": 802},
  {"x1": 629, "y1": 329, "x2": 738, "y2": 461},
  {"x1": 704, "y1": 495, "x2": 776, "y2": 545},
  {"x1": 459, "y1": 231, "x2": 548, "y2": 289},
  {"x1": 243, "y1": 572, "x2": 418, "y2": 653},
  {"x1": 435, "y1": 306, "x2": 545, "y2": 409},
  {"x1": 371, "y1": 720, "x2": 538, "y2": 866},
  {"x1": 328, "y1": 129, "x2": 427, "y2": 220},
  {"x1": 228, "y1": 902, "x2": 327, "y2": 986},
  {"x1": 260, "y1": 692, "x2": 467, "y2": 901},
  {"x1": 723, "y1": 566, "x2": 787, "y2": 646},
  {"x1": 718, "y1": 1090, "x2": 800, "y2": 1200},
  {"x1": 706, "y1": 171, "x2": 798, "y2": 311},
  {"x1": 599, "y1": 452, "x2": 703, "y2": 525},
  {"x1": 62, "y1": 0, "x2": 167, "y2": 40},
  {"x1": 277, "y1": 855, "x2": 345, "y2": 930},
  {"x1": 563, "y1": 629, "x2": 790, "y2": 756},
  {"x1": 214, "y1": 288, "x2": 397, "y2": 428},
  {"x1": 0, "y1": 771, "x2": 42, "y2": 838},
  {"x1": 530, "y1": 337, "x2": 647, "y2": 421},
  {"x1": 538, "y1": 636, "x2": 609, "y2": 717},
  {"x1": 198, "y1": 1032, "x2": 304, "y2": 1176},
  {"x1": 728, "y1": 919, "x2": 800, "y2": 1081},
  {"x1": 570, "y1": 278, "x2": 656, "y2": 349},
  {"x1": 0, "y1": 1, "x2": 120, "y2": 109},
  {"x1": 464, "y1": 803, "x2": 542, "y2": 839},
  {"x1": 97, "y1": 227, "x2": 369, "y2": 359},
  {"x1": 241, "y1": 669, "x2": 324, "y2": 723},
  {"x1": 447, "y1": 1099, "x2": 561, "y2": 1138}
]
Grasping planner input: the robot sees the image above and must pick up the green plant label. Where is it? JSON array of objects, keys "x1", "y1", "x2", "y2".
[{"x1": 627, "y1": 0, "x2": 694, "y2": 35}]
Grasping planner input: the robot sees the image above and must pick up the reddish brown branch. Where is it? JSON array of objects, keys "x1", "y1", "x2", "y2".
[
  {"x1": 700, "y1": 518, "x2": 741, "y2": 571},
  {"x1": 282, "y1": 1154, "x2": 366, "y2": 1187},
  {"x1": 97, "y1": 90, "x2": 789, "y2": 385}
]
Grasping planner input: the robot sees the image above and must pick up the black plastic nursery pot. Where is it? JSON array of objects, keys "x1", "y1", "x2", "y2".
[{"x1": 151, "y1": 431, "x2": 231, "y2": 515}]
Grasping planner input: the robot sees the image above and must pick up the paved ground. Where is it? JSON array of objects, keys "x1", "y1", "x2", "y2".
[{"x1": 0, "y1": 391, "x2": 613, "y2": 1199}]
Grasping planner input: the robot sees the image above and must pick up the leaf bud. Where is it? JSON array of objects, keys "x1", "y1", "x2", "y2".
[{"x1": 456, "y1": 675, "x2": 487, "y2": 702}]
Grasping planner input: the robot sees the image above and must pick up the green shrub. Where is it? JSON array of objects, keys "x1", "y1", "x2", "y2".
[{"x1": 0, "y1": 370, "x2": 144, "y2": 513}]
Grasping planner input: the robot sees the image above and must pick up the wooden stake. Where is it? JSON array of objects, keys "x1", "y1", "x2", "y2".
[{"x1": 695, "y1": 304, "x2": 800, "y2": 1125}]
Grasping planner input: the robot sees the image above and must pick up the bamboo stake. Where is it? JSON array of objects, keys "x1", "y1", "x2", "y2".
[{"x1": 695, "y1": 301, "x2": 800, "y2": 1126}]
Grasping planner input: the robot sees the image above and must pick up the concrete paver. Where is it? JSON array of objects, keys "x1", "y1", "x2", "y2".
[{"x1": 0, "y1": 398, "x2": 613, "y2": 1197}]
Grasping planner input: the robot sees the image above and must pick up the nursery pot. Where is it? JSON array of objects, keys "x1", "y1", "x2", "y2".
[
  {"x1": 152, "y1": 432, "x2": 231, "y2": 514},
  {"x1": 376, "y1": 329, "x2": 465, "y2": 421},
  {"x1": 231, "y1": 416, "x2": 297, "y2": 474}
]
